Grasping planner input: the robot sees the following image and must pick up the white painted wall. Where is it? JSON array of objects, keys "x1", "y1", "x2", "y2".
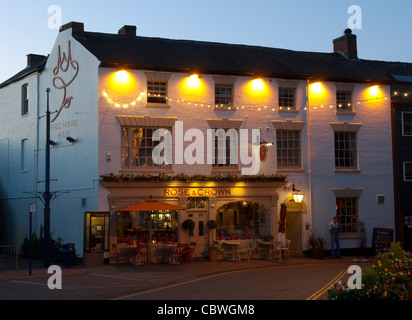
[{"x1": 0, "y1": 31, "x2": 395, "y2": 256}]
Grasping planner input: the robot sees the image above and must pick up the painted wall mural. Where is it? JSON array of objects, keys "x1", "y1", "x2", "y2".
[{"x1": 51, "y1": 40, "x2": 79, "y2": 123}]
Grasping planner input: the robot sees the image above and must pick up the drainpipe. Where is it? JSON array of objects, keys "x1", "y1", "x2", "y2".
[
  {"x1": 306, "y1": 79, "x2": 313, "y2": 234},
  {"x1": 35, "y1": 73, "x2": 40, "y2": 231}
]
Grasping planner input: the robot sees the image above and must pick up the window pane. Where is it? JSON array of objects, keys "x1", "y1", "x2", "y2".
[
  {"x1": 336, "y1": 197, "x2": 358, "y2": 233},
  {"x1": 121, "y1": 126, "x2": 172, "y2": 169},
  {"x1": 334, "y1": 132, "x2": 357, "y2": 169},
  {"x1": 277, "y1": 130, "x2": 301, "y2": 169}
]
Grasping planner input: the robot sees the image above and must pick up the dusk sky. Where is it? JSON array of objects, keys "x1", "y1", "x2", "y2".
[{"x1": 1, "y1": 0, "x2": 411, "y2": 83}]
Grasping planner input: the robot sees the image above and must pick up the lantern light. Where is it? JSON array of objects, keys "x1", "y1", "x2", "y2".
[{"x1": 292, "y1": 184, "x2": 304, "y2": 203}]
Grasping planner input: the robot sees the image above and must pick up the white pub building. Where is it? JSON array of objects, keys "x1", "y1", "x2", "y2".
[{"x1": 0, "y1": 23, "x2": 396, "y2": 265}]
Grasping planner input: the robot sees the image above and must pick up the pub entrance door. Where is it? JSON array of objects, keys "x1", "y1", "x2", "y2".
[{"x1": 186, "y1": 211, "x2": 207, "y2": 258}]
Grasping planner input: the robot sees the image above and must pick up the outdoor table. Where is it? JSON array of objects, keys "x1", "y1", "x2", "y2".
[
  {"x1": 257, "y1": 241, "x2": 273, "y2": 260},
  {"x1": 129, "y1": 244, "x2": 149, "y2": 265},
  {"x1": 163, "y1": 243, "x2": 177, "y2": 264},
  {"x1": 219, "y1": 240, "x2": 241, "y2": 261}
]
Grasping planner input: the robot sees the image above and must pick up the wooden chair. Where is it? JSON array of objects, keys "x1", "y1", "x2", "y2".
[
  {"x1": 258, "y1": 241, "x2": 273, "y2": 260},
  {"x1": 133, "y1": 244, "x2": 148, "y2": 265},
  {"x1": 213, "y1": 241, "x2": 228, "y2": 262},
  {"x1": 233, "y1": 241, "x2": 250, "y2": 262},
  {"x1": 169, "y1": 244, "x2": 190, "y2": 264},
  {"x1": 188, "y1": 242, "x2": 197, "y2": 261},
  {"x1": 272, "y1": 241, "x2": 282, "y2": 261},
  {"x1": 281, "y1": 240, "x2": 291, "y2": 260},
  {"x1": 111, "y1": 244, "x2": 129, "y2": 264}
]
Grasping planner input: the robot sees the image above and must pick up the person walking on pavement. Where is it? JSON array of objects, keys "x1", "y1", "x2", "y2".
[{"x1": 329, "y1": 216, "x2": 341, "y2": 258}]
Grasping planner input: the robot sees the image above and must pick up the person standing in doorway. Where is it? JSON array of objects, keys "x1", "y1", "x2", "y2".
[{"x1": 329, "y1": 216, "x2": 341, "y2": 258}]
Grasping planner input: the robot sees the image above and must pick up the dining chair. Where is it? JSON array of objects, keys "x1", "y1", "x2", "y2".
[
  {"x1": 234, "y1": 241, "x2": 250, "y2": 262},
  {"x1": 188, "y1": 242, "x2": 197, "y2": 260},
  {"x1": 170, "y1": 243, "x2": 190, "y2": 264},
  {"x1": 281, "y1": 239, "x2": 291, "y2": 260},
  {"x1": 272, "y1": 240, "x2": 282, "y2": 261},
  {"x1": 136, "y1": 244, "x2": 149, "y2": 265},
  {"x1": 214, "y1": 241, "x2": 228, "y2": 262},
  {"x1": 258, "y1": 241, "x2": 273, "y2": 260},
  {"x1": 111, "y1": 244, "x2": 128, "y2": 264}
]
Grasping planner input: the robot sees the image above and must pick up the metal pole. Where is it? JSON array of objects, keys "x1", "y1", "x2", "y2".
[
  {"x1": 44, "y1": 88, "x2": 51, "y2": 268},
  {"x1": 29, "y1": 210, "x2": 32, "y2": 275}
]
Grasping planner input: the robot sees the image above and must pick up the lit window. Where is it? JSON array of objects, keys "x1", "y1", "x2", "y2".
[
  {"x1": 147, "y1": 81, "x2": 167, "y2": 104},
  {"x1": 212, "y1": 129, "x2": 238, "y2": 168},
  {"x1": 276, "y1": 130, "x2": 301, "y2": 169},
  {"x1": 278, "y1": 88, "x2": 296, "y2": 109},
  {"x1": 336, "y1": 197, "x2": 358, "y2": 234},
  {"x1": 334, "y1": 132, "x2": 357, "y2": 169},
  {"x1": 404, "y1": 162, "x2": 412, "y2": 181},
  {"x1": 121, "y1": 126, "x2": 172, "y2": 169},
  {"x1": 336, "y1": 90, "x2": 352, "y2": 110},
  {"x1": 215, "y1": 85, "x2": 233, "y2": 108},
  {"x1": 402, "y1": 112, "x2": 412, "y2": 136},
  {"x1": 21, "y1": 84, "x2": 29, "y2": 116}
]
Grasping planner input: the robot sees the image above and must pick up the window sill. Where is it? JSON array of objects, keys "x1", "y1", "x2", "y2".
[
  {"x1": 336, "y1": 110, "x2": 356, "y2": 116},
  {"x1": 334, "y1": 169, "x2": 360, "y2": 174},
  {"x1": 276, "y1": 169, "x2": 304, "y2": 174},
  {"x1": 145, "y1": 103, "x2": 170, "y2": 109},
  {"x1": 340, "y1": 233, "x2": 361, "y2": 240},
  {"x1": 119, "y1": 168, "x2": 174, "y2": 174},
  {"x1": 213, "y1": 106, "x2": 235, "y2": 111},
  {"x1": 277, "y1": 108, "x2": 299, "y2": 113}
]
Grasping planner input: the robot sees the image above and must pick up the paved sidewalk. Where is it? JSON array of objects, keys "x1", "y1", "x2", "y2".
[{"x1": 0, "y1": 255, "x2": 358, "y2": 279}]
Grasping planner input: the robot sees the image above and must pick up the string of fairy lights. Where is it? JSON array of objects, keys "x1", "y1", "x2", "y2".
[{"x1": 102, "y1": 88, "x2": 410, "y2": 112}]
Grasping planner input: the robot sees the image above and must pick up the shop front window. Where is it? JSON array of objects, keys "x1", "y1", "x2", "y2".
[
  {"x1": 216, "y1": 202, "x2": 270, "y2": 240},
  {"x1": 116, "y1": 210, "x2": 178, "y2": 244}
]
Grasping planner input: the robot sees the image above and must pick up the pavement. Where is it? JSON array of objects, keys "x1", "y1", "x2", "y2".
[{"x1": 0, "y1": 254, "x2": 366, "y2": 301}]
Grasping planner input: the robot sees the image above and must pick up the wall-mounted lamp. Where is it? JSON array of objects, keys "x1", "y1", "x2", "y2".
[
  {"x1": 49, "y1": 140, "x2": 57, "y2": 147},
  {"x1": 292, "y1": 184, "x2": 304, "y2": 203},
  {"x1": 262, "y1": 141, "x2": 273, "y2": 147},
  {"x1": 66, "y1": 137, "x2": 76, "y2": 144}
]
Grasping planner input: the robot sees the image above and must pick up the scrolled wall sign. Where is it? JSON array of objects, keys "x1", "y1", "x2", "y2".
[{"x1": 51, "y1": 40, "x2": 79, "y2": 123}]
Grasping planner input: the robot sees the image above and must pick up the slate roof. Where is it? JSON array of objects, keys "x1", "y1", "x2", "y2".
[
  {"x1": 2, "y1": 30, "x2": 412, "y2": 88},
  {"x1": 72, "y1": 31, "x2": 412, "y2": 84},
  {"x1": 0, "y1": 56, "x2": 48, "y2": 88}
]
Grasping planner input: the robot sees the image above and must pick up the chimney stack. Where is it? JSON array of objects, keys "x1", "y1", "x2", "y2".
[
  {"x1": 59, "y1": 21, "x2": 84, "y2": 35},
  {"x1": 333, "y1": 28, "x2": 358, "y2": 59},
  {"x1": 27, "y1": 54, "x2": 46, "y2": 66},
  {"x1": 118, "y1": 25, "x2": 137, "y2": 36}
]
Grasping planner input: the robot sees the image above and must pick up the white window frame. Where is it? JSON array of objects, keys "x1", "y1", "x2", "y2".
[
  {"x1": 276, "y1": 130, "x2": 301, "y2": 169},
  {"x1": 121, "y1": 126, "x2": 172, "y2": 170},
  {"x1": 402, "y1": 112, "x2": 412, "y2": 136},
  {"x1": 336, "y1": 90, "x2": 353, "y2": 111},
  {"x1": 404, "y1": 162, "x2": 412, "y2": 182},
  {"x1": 21, "y1": 84, "x2": 29, "y2": 116}
]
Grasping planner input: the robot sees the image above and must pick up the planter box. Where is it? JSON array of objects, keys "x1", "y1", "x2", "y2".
[{"x1": 208, "y1": 248, "x2": 218, "y2": 262}]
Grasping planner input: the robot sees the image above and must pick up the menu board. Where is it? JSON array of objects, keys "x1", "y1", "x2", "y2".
[{"x1": 372, "y1": 228, "x2": 394, "y2": 255}]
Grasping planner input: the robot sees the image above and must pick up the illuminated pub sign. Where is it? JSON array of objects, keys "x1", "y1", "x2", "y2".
[{"x1": 163, "y1": 188, "x2": 231, "y2": 197}]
